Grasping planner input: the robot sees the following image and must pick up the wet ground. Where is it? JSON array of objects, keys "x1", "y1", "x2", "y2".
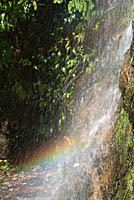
[{"x1": 0, "y1": 166, "x2": 58, "y2": 200}]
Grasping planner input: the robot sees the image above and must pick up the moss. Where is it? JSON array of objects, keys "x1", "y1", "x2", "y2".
[
  {"x1": 123, "y1": 78, "x2": 134, "y2": 122},
  {"x1": 115, "y1": 108, "x2": 133, "y2": 165},
  {"x1": 112, "y1": 162, "x2": 134, "y2": 200},
  {"x1": 111, "y1": 60, "x2": 134, "y2": 199},
  {"x1": 111, "y1": 108, "x2": 134, "y2": 199}
]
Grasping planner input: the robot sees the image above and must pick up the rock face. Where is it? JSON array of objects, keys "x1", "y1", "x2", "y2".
[
  {"x1": 54, "y1": 1, "x2": 133, "y2": 199},
  {"x1": 54, "y1": 1, "x2": 133, "y2": 200},
  {"x1": 22, "y1": 1, "x2": 133, "y2": 200}
]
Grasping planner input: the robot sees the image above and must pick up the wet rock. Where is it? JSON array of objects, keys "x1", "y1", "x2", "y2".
[
  {"x1": 56, "y1": 1, "x2": 133, "y2": 199},
  {"x1": 120, "y1": 51, "x2": 134, "y2": 123}
]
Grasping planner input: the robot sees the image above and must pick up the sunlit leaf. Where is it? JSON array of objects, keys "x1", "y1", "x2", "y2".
[
  {"x1": 18, "y1": 0, "x2": 24, "y2": 5},
  {"x1": 58, "y1": 51, "x2": 61, "y2": 56},
  {"x1": 33, "y1": 65, "x2": 38, "y2": 70},
  {"x1": 1, "y1": 13, "x2": 5, "y2": 21},
  {"x1": 59, "y1": 119, "x2": 62, "y2": 125},
  {"x1": 53, "y1": 0, "x2": 63, "y2": 4},
  {"x1": 68, "y1": 1, "x2": 73, "y2": 13},
  {"x1": 33, "y1": 1, "x2": 37, "y2": 11},
  {"x1": 86, "y1": 67, "x2": 92, "y2": 74},
  {"x1": 62, "y1": 67, "x2": 66, "y2": 73}
]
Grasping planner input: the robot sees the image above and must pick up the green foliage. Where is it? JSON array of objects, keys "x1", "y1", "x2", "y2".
[
  {"x1": 86, "y1": 61, "x2": 94, "y2": 74},
  {"x1": 0, "y1": 0, "x2": 101, "y2": 140},
  {"x1": 19, "y1": 58, "x2": 32, "y2": 67},
  {"x1": 111, "y1": 108, "x2": 134, "y2": 199},
  {"x1": 67, "y1": 0, "x2": 94, "y2": 18},
  {"x1": 0, "y1": 41, "x2": 13, "y2": 69},
  {"x1": 33, "y1": 0, "x2": 97, "y2": 136},
  {"x1": 111, "y1": 153, "x2": 134, "y2": 200},
  {"x1": 0, "y1": 0, "x2": 37, "y2": 31},
  {"x1": 131, "y1": 0, "x2": 134, "y2": 19},
  {"x1": 115, "y1": 108, "x2": 133, "y2": 165},
  {"x1": 123, "y1": 79, "x2": 134, "y2": 118},
  {"x1": 0, "y1": 159, "x2": 9, "y2": 171},
  {"x1": 0, "y1": 0, "x2": 37, "y2": 71},
  {"x1": 54, "y1": 0, "x2": 64, "y2": 3}
]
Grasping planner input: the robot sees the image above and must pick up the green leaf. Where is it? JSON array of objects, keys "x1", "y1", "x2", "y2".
[
  {"x1": 100, "y1": 9, "x2": 103, "y2": 16},
  {"x1": 33, "y1": 1, "x2": 37, "y2": 11},
  {"x1": 83, "y1": 54, "x2": 88, "y2": 62},
  {"x1": 89, "y1": 61, "x2": 93, "y2": 68},
  {"x1": 66, "y1": 93, "x2": 70, "y2": 98},
  {"x1": 62, "y1": 67, "x2": 66, "y2": 73},
  {"x1": 8, "y1": 1, "x2": 12, "y2": 8},
  {"x1": 33, "y1": 65, "x2": 38, "y2": 70},
  {"x1": 53, "y1": 0, "x2": 63, "y2": 4},
  {"x1": 78, "y1": 32, "x2": 84, "y2": 43},
  {"x1": 57, "y1": 51, "x2": 61, "y2": 56},
  {"x1": 68, "y1": 1, "x2": 73, "y2": 13},
  {"x1": 1, "y1": 13, "x2": 5, "y2": 21},
  {"x1": 18, "y1": 0, "x2": 24, "y2": 5},
  {"x1": 59, "y1": 119, "x2": 62, "y2": 125},
  {"x1": 1, "y1": 22, "x2": 5, "y2": 30},
  {"x1": 77, "y1": 1, "x2": 83, "y2": 12},
  {"x1": 89, "y1": 2, "x2": 94, "y2": 10},
  {"x1": 86, "y1": 67, "x2": 91, "y2": 74},
  {"x1": 39, "y1": 102, "x2": 44, "y2": 109},
  {"x1": 65, "y1": 40, "x2": 70, "y2": 53}
]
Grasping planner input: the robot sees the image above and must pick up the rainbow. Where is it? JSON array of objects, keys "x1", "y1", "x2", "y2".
[{"x1": 17, "y1": 135, "x2": 80, "y2": 171}]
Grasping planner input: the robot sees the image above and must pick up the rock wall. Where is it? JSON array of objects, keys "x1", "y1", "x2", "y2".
[
  {"x1": 25, "y1": 1, "x2": 133, "y2": 199},
  {"x1": 55, "y1": 1, "x2": 134, "y2": 199},
  {"x1": 25, "y1": 1, "x2": 133, "y2": 200}
]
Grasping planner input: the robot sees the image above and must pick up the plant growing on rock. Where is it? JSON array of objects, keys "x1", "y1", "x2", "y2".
[
  {"x1": 0, "y1": 159, "x2": 9, "y2": 172},
  {"x1": 123, "y1": 79, "x2": 134, "y2": 123}
]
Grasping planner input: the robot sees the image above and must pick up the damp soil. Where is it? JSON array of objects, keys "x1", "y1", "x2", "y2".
[{"x1": 0, "y1": 166, "x2": 57, "y2": 200}]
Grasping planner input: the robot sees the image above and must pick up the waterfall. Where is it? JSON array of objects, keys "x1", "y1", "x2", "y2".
[{"x1": 1, "y1": 1, "x2": 133, "y2": 200}]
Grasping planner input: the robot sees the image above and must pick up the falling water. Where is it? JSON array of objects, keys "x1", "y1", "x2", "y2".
[{"x1": 0, "y1": 1, "x2": 133, "y2": 200}]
